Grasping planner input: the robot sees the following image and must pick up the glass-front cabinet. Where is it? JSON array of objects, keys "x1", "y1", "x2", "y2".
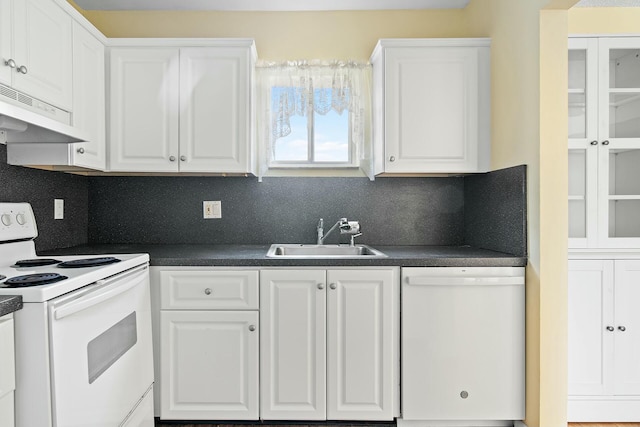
[{"x1": 569, "y1": 37, "x2": 640, "y2": 248}]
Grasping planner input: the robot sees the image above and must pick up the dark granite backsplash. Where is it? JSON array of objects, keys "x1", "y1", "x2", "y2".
[
  {"x1": 88, "y1": 176, "x2": 466, "y2": 246},
  {"x1": 464, "y1": 165, "x2": 527, "y2": 257},
  {"x1": 1, "y1": 140, "x2": 526, "y2": 257},
  {"x1": 0, "y1": 144, "x2": 88, "y2": 251}
]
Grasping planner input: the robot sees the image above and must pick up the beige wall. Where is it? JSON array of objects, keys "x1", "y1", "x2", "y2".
[
  {"x1": 69, "y1": 2, "x2": 581, "y2": 426},
  {"x1": 569, "y1": 7, "x2": 640, "y2": 34},
  {"x1": 69, "y1": 3, "x2": 474, "y2": 60}
]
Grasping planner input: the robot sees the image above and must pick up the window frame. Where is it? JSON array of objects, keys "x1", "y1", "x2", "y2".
[{"x1": 268, "y1": 86, "x2": 358, "y2": 169}]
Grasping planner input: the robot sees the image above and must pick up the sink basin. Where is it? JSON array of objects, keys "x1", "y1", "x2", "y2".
[{"x1": 266, "y1": 244, "x2": 387, "y2": 258}]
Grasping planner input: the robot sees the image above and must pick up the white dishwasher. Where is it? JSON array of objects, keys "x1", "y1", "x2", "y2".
[{"x1": 401, "y1": 267, "x2": 525, "y2": 424}]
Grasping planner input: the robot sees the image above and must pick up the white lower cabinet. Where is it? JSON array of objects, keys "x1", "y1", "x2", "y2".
[
  {"x1": 260, "y1": 268, "x2": 399, "y2": 421},
  {"x1": 568, "y1": 259, "x2": 640, "y2": 421},
  {"x1": 154, "y1": 268, "x2": 259, "y2": 420},
  {"x1": 0, "y1": 313, "x2": 15, "y2": 427}
]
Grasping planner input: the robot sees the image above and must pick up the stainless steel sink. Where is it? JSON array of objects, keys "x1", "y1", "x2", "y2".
[{"x1": 266, "y1": 244, "x2": 387, "y2": 258}]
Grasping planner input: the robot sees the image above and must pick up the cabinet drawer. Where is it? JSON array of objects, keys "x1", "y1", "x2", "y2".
[
  {"x1": 160, "y1": 270, "x2": 258, "y2": 310},
  {"x1": 0, "y1": 314, "x2": 15, "y2": 398}
]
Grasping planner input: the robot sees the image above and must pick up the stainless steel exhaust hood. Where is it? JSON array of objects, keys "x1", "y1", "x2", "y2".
[{"x1": 0, "y1": 96, "x2": 89, "y2": 144}]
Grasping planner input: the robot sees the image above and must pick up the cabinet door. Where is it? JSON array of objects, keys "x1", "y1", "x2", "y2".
[
  {"x1": 596, "y1": 38, "x2": 640, "y2": 248},
  {"x1": 568, "y1": 260, "x2": 614, "y2": 396},
  {"x1": 12, "y1": 0, "x2": 72, "y2": 110},
  {"x1": 71, "y1": 22, "x2": 105, "y2": 170},
  {"x1": 568, "y1": 38, "x2": 599, "y2": 248},
  {"x1": 260, "y1": 270, "x2": 326, "y2": 420},
  {"x1": 160, "y1": 310, "x2": 259, "y2": 420},
  {"x1": 0, "y1": 0, "x2": 11, "y2": 87},
  {"x1": 384, "y1": 46, "x2": 486, "y2": 173},
  {"x1": 613, "y1": 260, "x2": 640, "y2": 395},
  {"x1": 109, "y1": 48, "x2": 179, "y2": 172},
  {"x1": 326, "y1": 269, "x2": 397, "y2": 420},
  {"x1": 179, "y1": 47, "x2": 252, "y2": 173}
]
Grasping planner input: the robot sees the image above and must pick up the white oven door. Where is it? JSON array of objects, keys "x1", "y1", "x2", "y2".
[{"x1": 47, "y1": 264, "x2": 154, "y2": 427}]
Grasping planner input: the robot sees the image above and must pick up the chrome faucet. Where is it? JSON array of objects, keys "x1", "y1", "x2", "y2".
[
  {"x1": 317, "y1": 218, "x2": 361, "y2": 245},
  {"x1": 316, "y1": 218, "x2": 324, "y2": 244}
]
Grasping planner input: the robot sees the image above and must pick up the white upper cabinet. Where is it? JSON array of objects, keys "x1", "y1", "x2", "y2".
[
  {"x1": 0, "y1": 0, "x2": 12, "y2": 88},
  {"x1": 569, "y1": 37, "x2": 640, "y2": 249},
  {"x1": 108, "y1": 40, "x2": 256, "y2": 173},
  {"x1": 109, "y1": 47, "x2": 180, "y2": 172},
  {"x1": 1, "y1": 0, "x2": 73, "y2": 111},
  {"x1": 179, "y1": 47, "x2": 252, "y2": 173},
  {"x1": 4, "y1": 7, "x2": 108, "y2": 171},
  {"x1": 70, "y1": 21, "x2": 105, "y2": 170},
  {"x1": 370, "y1": 39, "x2": 490, "y2": 175}
]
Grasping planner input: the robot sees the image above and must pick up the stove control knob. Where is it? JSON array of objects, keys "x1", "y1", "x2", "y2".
[
  {"x1": 16, "y1": 213, "x2": 27, "y2": 225},
  {"x1": 1, "y1": 214, "x2": 12, "y2": 226}
]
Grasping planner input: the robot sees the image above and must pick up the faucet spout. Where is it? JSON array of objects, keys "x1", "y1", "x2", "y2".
[
  {"x1": 316, "y1": 218, "x2": 324, "y2": 245},
  {"x1": 319, "y1": 218, "x2": 348, "y2": 245}
]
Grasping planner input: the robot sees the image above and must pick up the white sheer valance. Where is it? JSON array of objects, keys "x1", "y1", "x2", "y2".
[{"x1": 255, "y1": 59, "x2": 373, "y2": 180}]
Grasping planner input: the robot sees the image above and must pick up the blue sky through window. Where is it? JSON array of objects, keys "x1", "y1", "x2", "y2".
[{"x1": 272, "y1": 88, "x2": 350, "y2": 163}]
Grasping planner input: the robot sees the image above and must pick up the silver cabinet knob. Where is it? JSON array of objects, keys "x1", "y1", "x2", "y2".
[
  {"x1": 329, "y1": 283, "x2": 337, "y2": 290},
  {"x1": 389, "y1": 156, "x2": 396, "y2": 162},
  {"x1": 460, "y1": 391, "x2": 469, "y2": 399},
  {"x1": 317, "y1": 283, "x2": 325, "y2": 290},
  {"x1": 169, "y1": 156, "x2": 176, "y2": 162},
  {"x1": 606, "y1": 326, "x2": 615, "y2": 331},
  {"x1": 77, "y1": 147, "x2": 85, "y2": 154},
  {"x1": 618, "y1": 326, "x2": 626, "y2": 332},
  {"x1": 4, "y1": 59, "x2": 16, "y2": 68},
  {"x1": 180, "y1": 155, "x2": 186, "y2": 161},
  {"x1": 602, "y1": 140, "x2": 610, "y2": 146},
  {"x1": 590, "y1": 140, "x2": 598, "y2": 146},
  {"x1": 248, "y1": 324, "x2": 256, "y2": 332},
  {"x1": 17, "y1": 65, "x2": 27, "y2": 74},
  {"x1": 204, "y1": 288, "x2": 212, "y2": 295}
]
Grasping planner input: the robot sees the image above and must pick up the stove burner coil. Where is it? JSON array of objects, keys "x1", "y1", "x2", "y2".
[
  {"x1": 2, "y1": 273, "x2": 68, "y2": 287},
  {"x1": 57, "y1": 257, "x2": 121, "y2": 268},
  {"x1": 12, "y1": 258, "x2": 62, "y2": 268}
]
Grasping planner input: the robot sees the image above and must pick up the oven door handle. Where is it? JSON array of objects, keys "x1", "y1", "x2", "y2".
[{"x1": 53, "y1": 265, "x2": 148, "y2": 320}]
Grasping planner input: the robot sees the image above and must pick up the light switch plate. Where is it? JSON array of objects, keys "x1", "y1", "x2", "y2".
[
  {"x1": 54, "y1": 199, "x2": 64, "y2": 220},
  {"x1": 203, "y1": 201, "x2": 222, "y2": 219}
]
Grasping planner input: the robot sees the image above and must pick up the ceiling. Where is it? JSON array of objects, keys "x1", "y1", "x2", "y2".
[{"x1": 71, "y1": 0, "x2": 471, "y2": 11}]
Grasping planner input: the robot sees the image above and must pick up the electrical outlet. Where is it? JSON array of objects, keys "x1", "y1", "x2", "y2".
[
  {"x1": 54, "y1": 199, "x2": 64, "y2": 220},
  {"x1": 203, "y1": 201, "x2": 222, "y2": 219}
]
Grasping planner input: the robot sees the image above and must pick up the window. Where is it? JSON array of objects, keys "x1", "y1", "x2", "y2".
[
  {"x1": 271, "y1": 87, "x2": 351, "y2": 165},
  {"x1": 256, "y1": 60, "x2": 371, "y2": 176}
]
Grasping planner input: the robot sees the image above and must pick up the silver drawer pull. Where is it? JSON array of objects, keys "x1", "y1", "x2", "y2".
[
  {"x1": 204, "y1": 288, "x2": 212, "y2": 295},
  {"x1": 248, "y1": 325, "x2": 256, "y2": 332}
]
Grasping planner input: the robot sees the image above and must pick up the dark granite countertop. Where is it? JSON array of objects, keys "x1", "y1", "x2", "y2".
[
  {"x1": 42, "y1": 244, "x2": 527, "y2": 268},
  {"x1": 0, "y1": 295, "x2": 23, "y2": 317}
]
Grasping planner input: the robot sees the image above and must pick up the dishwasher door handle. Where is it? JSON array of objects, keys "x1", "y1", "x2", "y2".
[{"x1": 405, "y1": 276, "x2": 525, "y2": 286}]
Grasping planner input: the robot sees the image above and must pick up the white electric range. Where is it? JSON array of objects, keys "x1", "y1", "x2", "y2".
[{"x1": 0, "y1": 203, "x2": 154, "y2": 427}]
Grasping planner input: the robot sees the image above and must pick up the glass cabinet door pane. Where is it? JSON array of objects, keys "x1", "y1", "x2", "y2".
[
  {"x1": 609, "y1": 49, "x2": 640, "y2": 89},
  {"x1": 609, "y1": 148, "x2": 640, "y2": 195},
  {"x1": 569, "y1": 50, "x2": 587, "y2": 139},
  {"x1": 609, "y1": 200, "x2": 640, "y2": 238},
  {"x1": 608, "y1": 49, "x2": 640, "y2": 139},
  {"x1": 607, "y1": 148, "x2": 640, "y2": 238},
  {"x1": 569, "y1": 150, "x2": 587, "y2": 239}
]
